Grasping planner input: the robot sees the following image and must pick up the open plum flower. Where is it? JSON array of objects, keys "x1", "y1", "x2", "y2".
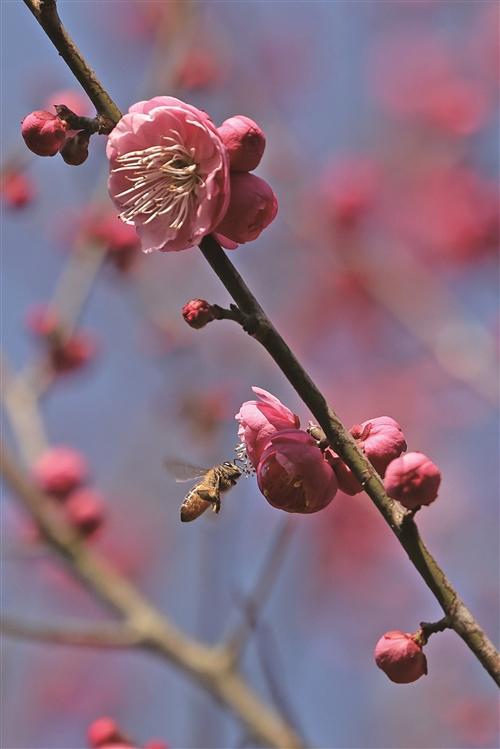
[
  {"x1": 235, "y1": 386, "x2": 300, "y2": 468},
  {"x1": 107, "y1": 97, "x2": 230, "y2": 253},
  {"x1": 257, "y1": 430, "x2": 338, "y2": 514}
]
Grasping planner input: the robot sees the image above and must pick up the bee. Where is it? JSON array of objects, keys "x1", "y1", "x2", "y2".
[{"x1": 164, "y1": 459, "x2": 242, "y2": 522}]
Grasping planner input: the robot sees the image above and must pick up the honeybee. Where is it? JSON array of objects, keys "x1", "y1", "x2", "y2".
[{"x1": 164, "y1": 459, "x2": 242, "y2": 522}]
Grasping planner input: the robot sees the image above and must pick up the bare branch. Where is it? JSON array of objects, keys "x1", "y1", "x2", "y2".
[
  {"x1": 1, "y1": 446, "x2": 304, "y2": 749},
  {"x1": 1, "y1": 616, "x2": 143, "y2": 649}
]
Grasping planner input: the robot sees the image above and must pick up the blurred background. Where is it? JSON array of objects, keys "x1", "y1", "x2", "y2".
[{"x1": 1, "y1": 1, "x2": 499, "y2": 747}]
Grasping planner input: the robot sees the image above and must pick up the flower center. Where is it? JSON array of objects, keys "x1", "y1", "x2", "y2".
[{"x1": 112, "y1": 135, "x2": 203, "y2": 229}]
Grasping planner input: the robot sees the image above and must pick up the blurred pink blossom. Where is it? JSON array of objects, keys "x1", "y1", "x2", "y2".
[
  {"x1": 45, "y1": 89, "x2": 92, "y2": 117},
  {"x1": 320, "y1": 157, "x2": 378, "y2": 229},
  {"x1": 65, "y1": 489, "x2": 105, "y2": 537},
  {"x1": 33, "y1": 446, "x2": 88, "y2": 498},
  {"x1": 384, "y1": 452, "x2": 441, "y2": 509},
  {"x1": 236, "y1": 386, "x2": 300, "y2": 468},
  {"x1": 173, "y1": 49, "x2": 223, "y2": 92},
  {"x1": 257, "y1": 429, "x2": 338, "y2": 514},
  {"x1": 374, "y1": 630, "x2": 427, "y2": 683},
  {"x1": 87, "y1": 717, "x2": 125, "y2": 748},
  {"x1": 1, "y1": 170, "x2": 35, "y2": 209},
  {"x1": 107, "y1": 97, "x2": 230, "y2": 253}
]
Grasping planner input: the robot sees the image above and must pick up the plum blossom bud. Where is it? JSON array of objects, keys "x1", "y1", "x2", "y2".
[
  {"x1": 60, "y1": 132, "x2": 90, "y2": 165},
  {"x1": 257, "y1": 429, "x2": 338, "y2": 513},
  {"x1": 33, "y1": 447, "x2": 88, "y2": 498},
  {"x1": 182, "y1": 299, "x2": 215, "y2": 329},
  {"x1": 374, "y1": 630, "x2": 428, "y2": 683},
  {"x1": 327, "y1": 416, "x2": 407, "y2": 495},
  {"x1": 384, "y1": 452, "x2": 441, "y2": 510},
  {"x1": 65, "y1": 489, "x2": 105, "y2": 536},
  {"x1": 217, "y1": 115, "x2": 266, "y2": 172},
  {"x1": 21, "y1": 110, "x2": 67, "y2": 156},
  {"x1": 87, "y1": 718, "x2": 125, "y2": 747},
  {"x1": 236, "y1": 386, "x2": 300, "y2": 468},
  {"x1": 215, "y1": 173, "x2": 278, "y2": 246}
]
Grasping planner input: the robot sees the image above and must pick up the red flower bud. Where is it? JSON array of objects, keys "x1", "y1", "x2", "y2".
[
  {"x1": 218, "y1": 115, "x2": 266, "y2": 172},
  {"x1": 65, "y1": 489, "x2": 105, "y2": 536},
  {"x1": 182, "y1": 299, "x2": 215, "y2": 329},
  {"x1": 215, "y1": 172, "x2": 278, "y2": 246},
  {"x1": 257, "y1": 429, "x2": 338, "y2": 513},
  {"x1": 61, "y1": 131, "x2": 90, "y2": 165},
  {"x1": 33, "y1": 446, "x2": 88, "y2": 498},
  {"x1": 21, "y1": 110, "x2": 67, "y2": 156},
  {"x1": 374, "y1": 630, "x2": 428, "y2": 683},
  {"x1": 384, "y1": 452, "x2": 441, "y2": 509}
]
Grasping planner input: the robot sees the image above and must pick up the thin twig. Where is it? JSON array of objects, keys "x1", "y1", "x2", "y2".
[{"x1": 227, "y1": 519, "x2": 294, "y2": 661}]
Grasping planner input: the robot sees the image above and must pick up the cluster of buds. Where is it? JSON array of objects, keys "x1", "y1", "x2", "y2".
[
  {"x1": 26, "y1": 304, "x2": 95, "y2": 375},
  {"x1": 21, "y1": 100, "x2": 99, "y2": 166},
  {"x1": 323, "y1": 417, "x2": 441, "y2": 511},
  {"x1": 215, "y1": 115, "x2": 277, "y2": 247},
  {"x1": 87, "y1": 717, "x2": 168, "y2": 749},
  {"x1": 236, "y1": 387, "x2": 338, "y2": 513},
  {"x1": 32, "y1": 446, "x2": 105, "y2": 538}
]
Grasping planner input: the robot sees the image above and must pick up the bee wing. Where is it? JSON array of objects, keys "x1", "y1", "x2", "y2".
[{"x1": 163, "y1": 458, "x2": 208, "y2": 483}]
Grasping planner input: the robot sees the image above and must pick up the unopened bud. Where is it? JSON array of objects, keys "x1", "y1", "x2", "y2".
[
  {"x1": 215, "y1": 172, "x2": 278, "y2": 245},
  {"x1": 21, "y1": 110, "x2": 67, "y2": 156},
  {"x1": 384, "y1": 452, "x2": 441, "y2": 510},
  {"x1": 374, "y1": 630, "x2": 428, "y2": 684},
  {"x1": 218, "y1": 115, "x2": 266, "y2": 172},
  {"x1": 32, "y1": 446, "x2": 88, "y2": 499},
  {"x1": 60, "y1": 131, "x2": 90, "y2": 165},
  {"x1": 182, "y1": 299, "x2": 215, "y2": 329}
]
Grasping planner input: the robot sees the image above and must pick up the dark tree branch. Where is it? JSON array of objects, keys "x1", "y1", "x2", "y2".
[
  {"x1": 22, "y1": 0, "x2": 121, "y2": 128},
  {"x1": 199, "y1": 236, "x2": 500, "y2": 687}
]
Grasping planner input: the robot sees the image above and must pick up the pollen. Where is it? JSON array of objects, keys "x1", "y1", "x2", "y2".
[{"x1": 112, "y1": 135, "x2": 204, "y2": 230}]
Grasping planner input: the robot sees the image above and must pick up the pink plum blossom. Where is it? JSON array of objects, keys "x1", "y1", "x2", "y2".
[
  {"x1": 107, "y1": 96, "x2": 230, "y2": 253},
  {"x1": 327, "y1": 416, "x2": 407, "y2": 495},
  {"x1": 374, "y1": 630, "x2": 428, "y2": 684},
  {"x1": 33, "y1": 447, "x2": 88, "y2": 498},
  {"x1": 257, "y1": 429, "x2": 338, "y2": 514},
  {"x1": 21, "y1": 110, "x2": 67, "y2": 156},
  {"x1": 215, "y1": 172, "x2": 278, "y2": 247},
  {"x1": 235, "y1": 387, "x2": 300, "y2": 468},
  {"x1": 217, "y1": 115, "x2": 266, "y2": 172},
  {"x1": 384, "y1": 452, "x2": 441, "y2": 510}
]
